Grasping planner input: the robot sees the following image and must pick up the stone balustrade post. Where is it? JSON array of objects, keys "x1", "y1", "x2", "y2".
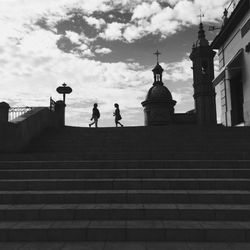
[
  {"x1": 55, "y1": 100, "x2": 66, "y2": 127},
  {"x1": 0, "y1": 102, "x2": 10, "y2": 123}
]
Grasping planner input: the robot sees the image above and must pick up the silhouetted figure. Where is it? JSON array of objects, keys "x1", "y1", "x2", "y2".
[
  {"x1": 89, "y1": 103, "x2": 100, "y2": 128},
  {"x1": 113, "y1": 103, "x2": 123, "y2": 127}
]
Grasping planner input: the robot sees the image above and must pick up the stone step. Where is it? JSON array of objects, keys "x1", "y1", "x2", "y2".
[
  {"x1": 0, "y1": 160, "x2": 249, "y2": 169},
  {"x1": 28, "y1": 147, "x2": 250, "y2": 155},
  {"x1": 0, "y1": 190, "x2": 250, "y2": 204},
  {"x1": 33, "y1": 137, "x2": 250, "y2": 144},
  {"x1": 30, "y1": 136, "x2": 250, "y2": 141},
  {"x1": 19, "y1": 151, "x2": 250, "y2": 161},
  {"x1": 1, "y1": 168, "x2": 250, "y2": 179},
  {"x1": 4, "y1": 241, "x2": 250, "y2": 250},
  {"x1": 1, "y1": 204, "x2": 250, "y2": 221},
  {"x1": 28, "y1": 142, "x2": 250, "y2": 150},
  {"x1": 1, "y1": 151, "x2": 250, "y2": 160},
  {"x1": 0, "y1": 178, "x2": 250, "y2": 191},
  {"x1": 36, "y1": 126, "x2": 250, "y2": 138},
  {"x1": 32, "y1": 139, "x2": 249, "y2": 146},
  {"x1": 0, "y1": 220, "x2": 250, "y2": 241},
  {"x1": 32, "y1": 140, "x2": 249, "y2": 147}
]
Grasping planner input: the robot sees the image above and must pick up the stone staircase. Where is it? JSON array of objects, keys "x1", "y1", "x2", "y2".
[{"x1": 0, "y1": 125, "x2": 250, "y2": 242}]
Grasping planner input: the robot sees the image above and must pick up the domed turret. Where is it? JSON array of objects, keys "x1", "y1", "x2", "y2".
[{"x1": 141, "y1": 50, "x2": 176, "y2": 126}]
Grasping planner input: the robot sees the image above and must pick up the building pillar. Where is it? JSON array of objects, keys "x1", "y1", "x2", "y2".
[
  {"x1": 193, "y1": 79, "x2": 217, "y2": 125},
  {"x1": 0, "y1": 102, "x2": 10, "y2": 123},
  {"x1": 55, "y1": 100, "x2": 66, "y2": 127},
  {"x1": 225, "y1": 67, "x2": 232, "y2": 126}
]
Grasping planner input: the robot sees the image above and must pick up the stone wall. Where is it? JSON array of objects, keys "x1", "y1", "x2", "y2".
[{"x1": 173, "y1": 113, "x2": 197, "y2": 125}]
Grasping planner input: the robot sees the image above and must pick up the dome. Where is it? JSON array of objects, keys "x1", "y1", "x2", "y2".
[{"x1": 145, "y1": 84, "x2": 174, "y2": 102}]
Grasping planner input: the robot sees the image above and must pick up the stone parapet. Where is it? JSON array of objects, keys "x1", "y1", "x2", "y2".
[{"x1": 0, "y1": 103, "x2": 65, "y2": 152}]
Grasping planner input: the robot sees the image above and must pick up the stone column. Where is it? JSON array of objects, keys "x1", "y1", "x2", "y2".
[
  {"x1": 225, "y1": 67, "x2": 232, "y2": 126},
  {"x1": 0, "y1": 102, "x2": 10, "y2": 123},
  {"x1": 55, "y1": 100, "x2": 66, "y2": 127}
]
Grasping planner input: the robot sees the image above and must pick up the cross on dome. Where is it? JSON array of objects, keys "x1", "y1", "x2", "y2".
[{"x1": 153, "y1": 50, "x2": 161, "y2": 64}]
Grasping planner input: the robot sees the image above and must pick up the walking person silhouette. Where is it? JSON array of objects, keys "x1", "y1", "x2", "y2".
[
  {"x1": 89, "y1": 103, "x2": 100, "y2": 128},
  {"x1": 113, "y1": 103, "x2": 124, "y2": 127}
]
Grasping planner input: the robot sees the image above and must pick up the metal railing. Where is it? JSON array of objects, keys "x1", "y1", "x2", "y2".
[
  {"x1": 209, "y1": 0, "x2": 241, "y2": 32},
  {"x1": 50, "y1": 97, "x2": 56, "y2": 112},
  {"x1": 8, "y1": 98, "x2": 56, "y2": 122},
  {"x1": 8, "y1": 107, "x2": 33, "y2": 121},
  {"x1": 226, "y1": 0, "x2": 241, "y2": 18}
]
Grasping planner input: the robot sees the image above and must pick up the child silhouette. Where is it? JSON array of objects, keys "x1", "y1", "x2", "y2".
[{"x1": 113, "y1": 103, "x2": 123, "y2": 127}]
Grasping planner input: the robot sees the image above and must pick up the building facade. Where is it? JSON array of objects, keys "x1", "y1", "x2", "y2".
[{"x1": 211, "y1": 0, "x2": 250, "y2": 126}]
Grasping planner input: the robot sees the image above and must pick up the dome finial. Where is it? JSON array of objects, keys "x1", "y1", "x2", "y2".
[
  {"x1": 153, "y1": 49, "x2": 161, "y2": 64},
  {"x1": 198, "y1": 9, "x2": 204, "y2": 24}
]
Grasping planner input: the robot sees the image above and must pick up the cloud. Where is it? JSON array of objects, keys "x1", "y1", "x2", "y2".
[
  {"x1": 100, "y1": 22, "x2": 125, "y2": 40},
  {"x1": 164, "y1": 57, "x2": 193, "y2": 82},
  {"x1": 77, "y1": 47, "x2": 94, "y2": 57},
  {"x1": 95, "y1": 47, "x2": 112, "y2": 54},
  {"x1": 0, "y1": 0, "x2": 230, "y2": 46},
  {"x1": 123, "y1": 24, "x2": 147, "y2": 42},
  {"x1": 55, "y1": 30, "x2": 95, "y2": 57},
  {"x1": 148, "y1": 6, "x2": 179, "y2": 36},
  {"x1": 173, "y1": 0, "x2": 197, "y2": 25},
  {"x1": 79, "y1": 0, "x2": 112, "y2": 14},
  {"x1": 132, "y1": 1, "x2": 161, "y2": 20},
  {"x1": 0, "y1": 0, "x2": 231, "y2": 45},
  {"x1": 84, "y1": 16, "x2": 106, "y2": 29},
  {"x1": 98, "y1": 0, "x2": 230, "y2": 42},
  {"x1": 65, "y1": 31, "x2": 82, "y2": 44}
]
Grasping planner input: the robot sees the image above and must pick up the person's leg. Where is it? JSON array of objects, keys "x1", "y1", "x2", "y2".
[
  {"x1": 118, "y1": 121, "x2": 123, "y2": 127},
  {"x1": 115, "y1": 119, "x2": 123, "y2": 127},
  {"x1": 94, "y1": 118, "x2": 98, "y2": 128},
  {"x1": 89, "y1": 120, "x2": 95, "y2": 127}
]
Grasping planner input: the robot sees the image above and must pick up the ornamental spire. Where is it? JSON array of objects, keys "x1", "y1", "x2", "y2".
[
  {"x1": 196, "y1": 22, "x2": 209, "y2": 47},
  {"x1": 198, "y1": 9, "x2": 204, "y2": 24}
]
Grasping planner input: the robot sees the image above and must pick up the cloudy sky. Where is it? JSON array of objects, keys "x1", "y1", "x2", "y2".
[{"x1": 0, "y1": 0, "x2": 233, "y2": 127}]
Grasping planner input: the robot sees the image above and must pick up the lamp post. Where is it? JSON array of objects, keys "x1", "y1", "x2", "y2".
[{"x1": 56, "y1": 83, "x2": 72, "y2": 104}]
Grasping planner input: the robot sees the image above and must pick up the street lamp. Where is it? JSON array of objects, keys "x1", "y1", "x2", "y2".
[{"x1": 56, "y1": 83, "x2": 72, "y2": 104}]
